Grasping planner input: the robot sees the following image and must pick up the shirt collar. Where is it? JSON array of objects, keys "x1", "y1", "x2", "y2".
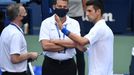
[
  {"x1": 51, "y1": 14, "x2": 69, "y2": 25},
  {"x1": 10, "y1": 23, "x2": 23, "y2": 33},
  {"x1": 94, "y1": 19, "x2": 105, "y2": 26}
]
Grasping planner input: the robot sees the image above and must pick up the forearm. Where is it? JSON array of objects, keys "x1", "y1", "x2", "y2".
[
  {"x1": 76, "y1": 44, "x2": 87, "y2": 52},
  {"x1": 51, "y1": 39, "x2": 76, "y2": 48},
  {"x1": 42, "y1": 43, "x2": 65, "y2": 52},
  {"x1": 60, "y1": 26, "x2": 87, "y2": 46},
  {"x1": 11, "y1": 53, "x2": 31, "y2": 64},
  {"x1": 55, "y1": 15, "x2": 89, "y2": 49},
  {"x1": 41, "y1": 40, "x2": 64, "y2": 52},
  {"x1": 82, "y1": 0, "x2": 86, "y2": 11},
  {"x1": 68, "y1": 32, "x2": 89, "y2": 46},
  {"x1": 11, "y1": 52, "x2": 38, "y2": 64},
  {"x1": 51, "y1": 39, "x2": 87, "y2": 52}
]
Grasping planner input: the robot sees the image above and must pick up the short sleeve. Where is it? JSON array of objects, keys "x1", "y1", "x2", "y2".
[
  {"x1": 73, "y1": 21, "x2": 81, "y2": 36},
  {"x1": 39, "y1": 21, "x2": 50, "y2": 42},
  {"x1": 84, "y1": 26, "x2": 103, "y2": 45},
  {"x1": 10, "y1": 33, "x2": 22, "y2": 54}
]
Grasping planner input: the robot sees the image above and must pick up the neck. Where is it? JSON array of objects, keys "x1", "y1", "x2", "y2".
[
  {"x1": 94, "y1": 15, "x2": 102, "y2": 24},
  {"x1": 11, "y1": 20, "x2": 22, "y2": 27},
  {"x1": 59, "y1": 16, "x2": 66, "y2": 24}
]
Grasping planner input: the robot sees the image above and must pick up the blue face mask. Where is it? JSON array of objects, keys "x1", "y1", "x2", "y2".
[{"x1": 55, "y1": 8, "x2": 69, "y2": 17}]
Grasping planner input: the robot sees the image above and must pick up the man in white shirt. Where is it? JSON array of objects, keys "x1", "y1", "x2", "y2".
[
  {"x1": 55, "y1": 0, "x2": 114, "y2": 75},
  {"x1": 0, "y1": 3, "x2": 38, "y2": 75},
  {"x1": 39, "y1": 0, "x2": 82, "y2": 75}
]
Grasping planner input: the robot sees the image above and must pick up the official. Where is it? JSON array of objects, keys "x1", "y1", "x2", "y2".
[
  {"x1": 39, "y1": 0, "x2": 82, "y2": 75},
  {"x1": 0, "y1": 3, "x2": 38, "y2": 75}
]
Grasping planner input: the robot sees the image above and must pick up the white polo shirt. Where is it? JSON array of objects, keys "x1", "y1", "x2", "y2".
[
  {"x1": 39, "y1": 14, "x2": 80, "y2": 60},
  {"x1": 132, "y1": 47, "x2": 134, "y2": 56},
  {"x1": 85, "y1": 19, "x2": 114, "y2": 75},
  {"x1": 0, "y1": 24, "x2": 27, "y2": 72}
]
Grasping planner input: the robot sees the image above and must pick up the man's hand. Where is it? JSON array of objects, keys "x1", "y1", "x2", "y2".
[
  {"x1": 76, "y1": 44, "x2": 87, "y2": 52},
  {"x1": 28, "y1": 52, "x2": 38, "y2": 61},
  {"x1": 55, "y1": 15, "x2": 63, "y2": 30}
]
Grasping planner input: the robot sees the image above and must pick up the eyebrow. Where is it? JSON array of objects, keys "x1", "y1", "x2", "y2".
[{"x1": 87, "y1": 9, "x2": 91, "y2": 12}]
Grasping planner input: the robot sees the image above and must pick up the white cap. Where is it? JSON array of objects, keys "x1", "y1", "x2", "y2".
[{"x1": 132, "y1": 47, "x2": 134, "y2": 56}]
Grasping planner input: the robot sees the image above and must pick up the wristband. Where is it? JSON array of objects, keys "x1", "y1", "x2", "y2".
[{"x1": 61, "y1": 27, "x2": 70, "y2": 36}]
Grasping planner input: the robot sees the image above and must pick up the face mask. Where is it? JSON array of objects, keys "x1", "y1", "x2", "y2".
[
  {"x1": 55, "y1": 8, "x2": 69, "y2": 17},
  {"x1": 22, "y1": 16, "x2": 28, "y2": 24}
]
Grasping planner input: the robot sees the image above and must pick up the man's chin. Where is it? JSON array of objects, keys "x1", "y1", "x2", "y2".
[
  {"x1": 87, "y1": 17, "x2": 92, "y2": 22},
  {"x1": 88, "y1": 19, "x2": 93, "y2": 22}
]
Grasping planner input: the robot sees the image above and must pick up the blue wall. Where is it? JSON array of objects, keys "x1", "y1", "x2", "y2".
[{"x1": 0, "y1": 0, "x2": 30, "y2": 4}]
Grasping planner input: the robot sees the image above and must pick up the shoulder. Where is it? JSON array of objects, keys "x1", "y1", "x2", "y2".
[
  {"x1": 66, "y1": 16, "x2": 79, "y2": 24},
  {"x1": 42, "y1": 15, "x2": 55, "y2": 24},
  {"x1": 1, "y1": 25, "x2": 22, "y2": 39}
]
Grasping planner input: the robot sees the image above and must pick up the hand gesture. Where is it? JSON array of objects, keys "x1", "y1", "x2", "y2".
[
  {"x1": 28, "y1": 52, "x2": 38, "y2": 61},
  {"x1": 55, "y1": 15, "x2": 63, "y2": 30}
]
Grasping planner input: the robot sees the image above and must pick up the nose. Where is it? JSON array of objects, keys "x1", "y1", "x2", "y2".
[
  {"x1": 24, "y1": 12, "x2": 27, "y2": 16},
  {"x1": 23, "y1": 11, "x2": 27, "y2": 16},
  {"x1": 86, "y1": 11, "x2": 89, "y2": 16}
]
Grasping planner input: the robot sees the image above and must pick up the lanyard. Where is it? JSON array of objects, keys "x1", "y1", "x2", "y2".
[
  {"x1": 55, "y1": 23, "x2": 67, "y2": 53},
  {"x1": 10, "y1": 23, "x2": 23, "y2": 34},
  {"x1": 55, "y1": 23, "x2": 67, "y2": 39}
]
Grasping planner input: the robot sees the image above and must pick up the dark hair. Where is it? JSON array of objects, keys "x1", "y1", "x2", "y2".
[
  {"x1": 52, "y1": 0, "x2": 56, "y2": 5},
  {"x1": 6, "y1": 3, "x2": 22, "y2": 21},
  {"x1": 86, "y1": 0, "x2": 104, "y2": 15}
]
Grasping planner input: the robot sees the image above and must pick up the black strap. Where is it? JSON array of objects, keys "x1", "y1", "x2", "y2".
[{"x1": 10, "y1": 23, "x2": 23, "y2": 34}]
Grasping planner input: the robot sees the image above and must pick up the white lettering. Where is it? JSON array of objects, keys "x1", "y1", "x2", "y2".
[{"x1": 103, "y1": 13, "x2": 115, "y2": 22}]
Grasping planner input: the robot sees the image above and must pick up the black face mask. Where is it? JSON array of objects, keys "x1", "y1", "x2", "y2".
[
  {"x1": 22, "y1": 16, "x2": 28, "y2": 24},
  {"x1": 55, "y1": 8, "x2": 69, "y2": 17}
]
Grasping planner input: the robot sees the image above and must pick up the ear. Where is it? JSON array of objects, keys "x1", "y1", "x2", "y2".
[
  {"x1": 96, "y1": 9, "x2": 101, "y2": 15},
  {"x1": 53, "y1": 4, "x2": 56, "y2": 9},
  {"x1": 53, "y1": 5, "x2": 56, "y2": 10}
]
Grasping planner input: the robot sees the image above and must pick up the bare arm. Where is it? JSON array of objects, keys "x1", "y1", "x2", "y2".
[
  {"x1": 55, "y1": 15, "x2": 90, "y2": 46},
  {"x1": 67, "y1": 32, "x2": 89, "y2": 46},
  {"x1": 75, "y1": 43, "x2": 87, "y2": 52},
  {"x1": 51, "y1": 39, "x2": 87, "y2": 52},
  {"x1": 51, "y1": 39, "x2": 76, "y2": 48},
  {"x1": 40, "y1": 39, "x2": 64, "y2": 52},
  {"x1": 82, "y1": 0, "x2": 87, "y2": 16},
  {"x1": 11, "y1": 52, "x2": 38, "y2": 64}
]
